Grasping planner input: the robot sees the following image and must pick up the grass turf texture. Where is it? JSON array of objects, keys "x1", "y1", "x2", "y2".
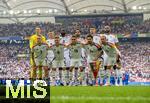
[{"x1": 50, "y1": 86, "x2": 150, "y2": 103}]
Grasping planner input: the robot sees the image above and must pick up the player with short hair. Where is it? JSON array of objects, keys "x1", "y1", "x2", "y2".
[
  {"x1": 104, "y1": 26, "x2": 122, "y2": 86},
  {"x1": 83, "y1": 34, "x2": 102, "y2": 85},
  {"x1": 90, "y1": 27, "x2": 101, "y2": 45},
  {"x1": 32, "y1": 37, "x2": 49, "y2": 80},
  {"x1": 67, "y1": 35, "x2": 83, "y2": 85},
  {"x1": 101, "y1": 35, "x2": 118, "y2": 86},
  {"x1": 46, "y1": 31, "x2": 55, "y2": 69},
  {"x1": 49, "y1": 35, "x2": 65, "y2": 86},
  {"x1": 29, "y1": 27, "x2": 47, "y2": 80},
  {"x1": 60, "y1": 30, "x2": 71, "y2": 85},
  {"x1": 74, "y1": 29, "x2": 87, "y2": 85}
]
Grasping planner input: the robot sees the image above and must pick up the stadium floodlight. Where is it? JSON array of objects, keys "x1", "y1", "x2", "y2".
[
  {"x1": 49, "y1": 9, "x2": 52, "y2": 13},
  {"x1": 37, "y1": 9, "x2": 40, "y2": 13},
  {"x1": 9, "y1": 10, "x2": 14, "y2": 15},
  {"x1": 84, "y1": 9, "x2": 87, "y2": 12},
  {"x1": 23, "y1": 10, "x2": 27, "y2": 14},
  {"x1": 112, "y1": 7, "x2": 116, "y2": 10},
  {"x1": 143, "y1": 7, "x2": 147, "y2": 10},
  {"x1": 28, "y1": 10, "x2": 32, "y2": 13},
  {"x1": 3, "y1": 11, "x2": 6, "y2": 15},
  {"x1": 71, "y1": 9, "x2": 74, "y2": 12},
  {"x1": 45, "y1": 11, "x2": 49, "y2": 13},
  {"x1": 132, "y1": 6, "x2": 137, "y2": 10},
  {"x1": 54, "y1": 9, "x2": 58, "y2": 13},
  {"x1": 138, "y1": 6, "x2": 142, "y2": 10},
  {"x1": 15, "y1": 10, "x2": 20, "y2": 14}
]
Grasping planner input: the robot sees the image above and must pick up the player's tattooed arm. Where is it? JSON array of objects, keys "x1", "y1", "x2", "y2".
[
  {"x1": 106, "y1": 42, "x2": 116, "y2": 48},
  {"x1": 65, "y1": 43, "x2": 71, "y2": 48},
  {"x1": 94, "y1": 45, "x2": 102, "y2": 61}
]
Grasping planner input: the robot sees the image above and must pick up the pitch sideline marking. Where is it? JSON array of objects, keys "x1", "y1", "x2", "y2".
[{"x1": 51, "y1": 96, "x2": 150, "y2": 100}]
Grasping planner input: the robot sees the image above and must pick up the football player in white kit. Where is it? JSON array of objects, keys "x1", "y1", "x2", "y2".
[
  {"x1": 46, "y1": 32, "x2": 55, "y2": 68},
  {"x1": 83, "y1": 35, "x2": 102, "y2": 85},
  {"x1": 90, "y1": 27, "x2": 101, "y2": 45},
  {"x1": 90, "y1": 27, "x2": 104, "y2": 85},
  {"x1": 32, "y1": 37, "x2": 49, "y2": 80},
  {"x1": 75, "y1": 29, "x2": 87, "y2": 85},
  {"x1": 50, "y1": 35, "x2": 65, "y2": 85},
  {"x1": 59, "y1": 30, "x2": 71, "y2": 85},
  {"x1": 104, "y1": 26, "x2": 122, "y2": 86},
  {"x1": 67, "y1": 35, "x2": 83, "y2": 85},
  {"x1": 101, "y1": 34, "x2": 119, "y2": 86}
]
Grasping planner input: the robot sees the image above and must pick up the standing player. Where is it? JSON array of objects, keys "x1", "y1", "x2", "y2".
[
  {"x1": 32, "y1": 37, "x2": 49, "y2": 80},
  {"x1": 29, "y1": 27, "x2": 47, "y2": 80},
  {"x1": 90, "y1": 27, "x2": 101, "y2": 45},
  {"x1": 90, "y1": 27, "x2": 103, "y2": 85},
  {"x1": 101, "y1": 35, "x2": 118, "y2": 86},
  {"x1": 104, "y1": 26, "x2": 122, "y2": 86},
  {"x1": 50, "y1": 35, "x2": 65, "y2": 85},
  {"x1": 75, "y1": 29, "x2": 87, "y2": 85},
  {"x1": 47, "y1": 31, "x2": 55, "y2": 46},
  {"x1": 46, "y1": 32, "x2": 55, "y2": 69},
  {"x1": 67, "y1": 35, "x2": 83, "y2": 85},
  {"x1": 75, "y1": 29, "x2": 84, "y2": 42},
  {"x1": 84, "y1": 35, "x2": 102, "y2": 85},
  {"x1": 60, "y1": 30, "x2": 71, "y2": 85}
]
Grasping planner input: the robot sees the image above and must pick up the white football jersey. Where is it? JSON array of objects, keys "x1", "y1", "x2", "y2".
[
  {"x1": 93, "y1": 34, "x2": 101, "y2": 45},
  {"x1": 105, "y1": 34, "x2": 119, "y2": 44},
  {"x1": 46, "y1": 39, "x2": 55, "y2": 61},
  {"x1": 60, "y1": 36, "x2": 71, "y2": 45},
  {"x1": 60, "y1": 36, "x2": 71, "y2": 66},
  {"x1": 46, "y1": 39, "x2": 55, "y2": 46},
  {"x1": 104, "y1": 34, "x2": 121, "y2": 57}
]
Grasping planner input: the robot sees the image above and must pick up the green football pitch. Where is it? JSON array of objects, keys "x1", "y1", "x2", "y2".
[
  {"x1": 0, "y1": 86, "x2": 150, "y2": 103},
  {"x1": 50, "y1": 86, "x2": 150, "y2": 103}
]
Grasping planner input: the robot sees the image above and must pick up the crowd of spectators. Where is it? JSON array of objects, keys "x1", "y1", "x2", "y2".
[
  {"x1": 0, "y1": 15, "x2": 150, "y2": 37},
  {"x1": 120, "y1": 42, "x2": 150, "y2": 82},
  {"x1": 0, "y1": 45, "x2": 30, "y2": 79}
]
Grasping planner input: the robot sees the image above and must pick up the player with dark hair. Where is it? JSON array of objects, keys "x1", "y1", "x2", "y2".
[
  {"x1": 50, "y1": 35, "x2": 65, "y2": 86},
  {"x1": 31, "y1": 36, "x2": 49, "y2": 80},
  {"x1": 83, "y1": 34, "x2": 102, "y2": 85},
  {"x1": 67, "y1": 35, "x2": 83, "y2": 86},
  {"x1": 101, "y1": 35, "x2": 119, "y2": 86},
  {"x1": 103, "y1": 26, "x2": 122, "y2": 86}
]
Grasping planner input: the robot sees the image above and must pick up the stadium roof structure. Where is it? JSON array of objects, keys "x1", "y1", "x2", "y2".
[{"x1": 0, "y1": 0, "x2": 150, "y2": 22}]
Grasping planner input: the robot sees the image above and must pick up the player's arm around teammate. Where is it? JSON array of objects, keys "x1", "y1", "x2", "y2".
[
  {"x1": 66, "y1": 35, "x2": 84, "y2": 85},
  {"x1": 49, "y1": 35, "x2": 66, "y2": 85},
  {"x1": 29, "y1": 27, "x2": 47, "y2": 80},
  {"x1": 101, "y1": 35, "x2": 119, "y2": 85},
  {"x1": 83, "y1": 35, "x2": 103, "y2": 85}
]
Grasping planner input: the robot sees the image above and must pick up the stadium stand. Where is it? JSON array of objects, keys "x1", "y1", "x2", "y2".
[{"x1": 0, "y1": 15, "x2": 149, "y2": 37}]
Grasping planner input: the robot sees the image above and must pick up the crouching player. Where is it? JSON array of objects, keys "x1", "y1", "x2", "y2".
[
  {"x1": 101, "y1": 35, "x2": 119, "y2": 86},
  {"x1": 84, "y1": 35, "x2": 102, "y2": 85},
  {"x1": 31, "y1": 37, "x2": 49, "y2": 80},
  {"x1": 49, "y1": 35, "x2": 65, "y2": 86}
]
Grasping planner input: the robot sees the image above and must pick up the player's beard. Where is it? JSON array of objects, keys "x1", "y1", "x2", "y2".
[
  {"x1": 61, "y1": 33, "x2": 66, "y2": 37},
  {"x1": 76, "y1": 34, "x2": 80, "y2": 38},
  {"x1": 104, "y1": 30, "x2": 110, "y2": 34}
]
